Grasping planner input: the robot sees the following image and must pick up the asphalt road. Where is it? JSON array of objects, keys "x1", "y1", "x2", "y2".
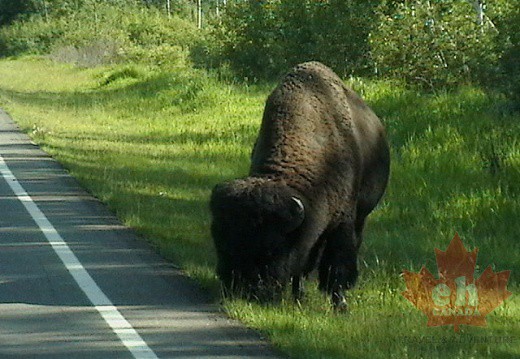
[{"x1": 0, "y1": 109, "x2": 280, "y2": 359}]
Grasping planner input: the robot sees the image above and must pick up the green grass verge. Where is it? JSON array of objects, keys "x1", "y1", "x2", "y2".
[{"x1": 0, "y1": 57, "x2": 518, "y2": 358}]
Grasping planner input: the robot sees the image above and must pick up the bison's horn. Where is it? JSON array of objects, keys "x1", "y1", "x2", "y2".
[
  {"x1": 286, "y1": 197, "x2": 305, "y2": 232},
  {"x1": 291, "y1": 197, "x2": 304, "y2": 215}
]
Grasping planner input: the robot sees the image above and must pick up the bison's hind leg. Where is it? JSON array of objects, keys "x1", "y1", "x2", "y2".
[{"x1": 317, "y1": 222, "x2": 359, "y2": 311}]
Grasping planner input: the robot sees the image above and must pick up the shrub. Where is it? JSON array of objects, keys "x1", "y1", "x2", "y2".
[
  {"x1": 212, "y1": 0, "x2": 282, "y2": 79},
  {"x1": 498, "y1": 3, "x2": 520, "y2": 106},
  {"x1": 123, "y1": 9, "x2": 202, "y2": 68},
  {"x1": 0, "y1": 1, "x2": 202, "y2": 70},
  {"x1": 124, "y1": 44, "x2": 188, "y2": 68},
  {"x1": 0, "y1": 0, "x2": 39, "y2": 26},
  {"x1": 213, "y1": 0, "x2": 378, "y2": 80},
  {"x1": 0, "y1": 16, "x2": 65, "y2": 56},
  {"x1": 277, "y1": 0, "x2": 379, "y2": 77},
  {"x1": 49, "y1": 39, "x2": 123, "y2": 67},
  {"x1": 370, "y1": 0, "x2": 502, "y2": 89}
]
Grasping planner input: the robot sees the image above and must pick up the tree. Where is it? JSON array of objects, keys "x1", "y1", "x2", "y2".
[
  {"x1": 0, "y1": 0, "x2": 38, "y2": 26},
  {"x1": 197, "y1": 0, "x2": 202, "y2": 28},
  {"x1": 466, "y1": 0, "x2": 484, "y2": 25}
]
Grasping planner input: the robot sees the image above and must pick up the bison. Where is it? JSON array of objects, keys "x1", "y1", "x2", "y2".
[{"x1": 210, "y1": 62, "x2": 390, "y2": 309}]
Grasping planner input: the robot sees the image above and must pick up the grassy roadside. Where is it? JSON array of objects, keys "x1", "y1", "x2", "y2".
[{"x1": 0, "y1": 57, "x2": 518, "y2": 358}]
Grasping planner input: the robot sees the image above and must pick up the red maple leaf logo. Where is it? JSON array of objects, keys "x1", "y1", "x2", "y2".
[{"x1": 402, "y1": 233, "x2": 512, "y2": 332}]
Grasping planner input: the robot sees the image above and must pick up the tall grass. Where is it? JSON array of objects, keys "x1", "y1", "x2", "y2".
[{"x1": 0, "y1": 58, "x2": 518, "y2": 358}]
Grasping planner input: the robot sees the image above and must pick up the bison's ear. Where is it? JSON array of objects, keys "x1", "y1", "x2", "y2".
[{"x1": 285, "y1": 196, "x2": 305, "y2": 233}]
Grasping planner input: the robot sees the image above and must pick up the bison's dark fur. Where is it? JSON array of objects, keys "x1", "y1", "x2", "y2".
[{"x1": 210, "y1": 62, "x2": 390, "y2": 308}]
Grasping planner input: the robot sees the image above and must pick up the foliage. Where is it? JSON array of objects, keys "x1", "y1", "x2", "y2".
[
  {"x1": 212, "y1": 0, "x2": 379, "y2": 79},
  {"x1": 122, "y1": 9, "x2": 202, "y2": 68},
  {"x1": 0, "y1": 15, "x2": 66, "y2": 55},
  {"x1": 0, "y1": 1, "x2": 202, "y2": 69},
  {"x1": 369, "y1": 0, "x2": 506, "y2": 89},
  {"x1": 497, "y1": 1, "x2": 520, "y2": 106},
  {"x1": 0, "y1": 0, "x2": 38, "y2": 26},
  {"x1": 144, "y1": 0, "x2": 191, "y2": 14},
  {"x1": 1, "y1": 0, "x2": 519, "y2": 97}
]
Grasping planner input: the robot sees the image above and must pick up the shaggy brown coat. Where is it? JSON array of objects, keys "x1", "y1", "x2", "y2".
[{"x1": 210, "y1": 62, "x2": 390, "y2": 308}]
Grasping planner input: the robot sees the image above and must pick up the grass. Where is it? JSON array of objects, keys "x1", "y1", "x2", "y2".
[{"x1": 0, "y1": 57, "x2": 518, "y2": 358}]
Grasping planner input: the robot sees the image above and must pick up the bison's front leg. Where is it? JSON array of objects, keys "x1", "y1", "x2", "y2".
[
  {"x1": 318, "y1": 222, "x2": 359, "y2": 311},
  {"x1": 291, "y1": 275, "x2": 304, "y2": 302}
]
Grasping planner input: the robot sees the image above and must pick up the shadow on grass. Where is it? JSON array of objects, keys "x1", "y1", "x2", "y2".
[
  {"x1": 0, "y1": 72, "x2": 211, "y2": 113},
  {"x1": 33, "y1": 131, "x2": 247, "y2": 285}
]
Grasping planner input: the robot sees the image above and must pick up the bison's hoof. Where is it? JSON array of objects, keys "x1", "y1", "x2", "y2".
[
  {"x1": 334, "y1": 300, "x2": 348, "y2": 313},
  {"x1": 332, "y1": 294, "x2": 348, "y2": 313}
]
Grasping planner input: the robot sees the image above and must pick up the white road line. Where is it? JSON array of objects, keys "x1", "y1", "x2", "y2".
[{"x1": 0, "y1": 155, "x2": 159, "y2": 359}]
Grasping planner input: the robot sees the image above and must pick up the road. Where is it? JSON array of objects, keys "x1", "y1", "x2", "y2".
[{"x1": 0, "y1": 109, "x2": 279, "y2": 358}]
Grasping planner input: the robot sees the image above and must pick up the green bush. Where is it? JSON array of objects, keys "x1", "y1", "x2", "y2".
[
  {"x1": 124, "y1": 44, "x2": 188, "y2": 68},
  {"x1": 213, "y1": 0, "x2": 378, "y2": 80},
  {"x1": 126, "y1": 9, "x2": 200, "y2": 49},
  {"x1": 0, "y1": 1, "x2": 202, "y2": 69},
  {"x1": 211, "y1": 0, "x2": 281, "y2": 79},
  {"x1": 370, "y1": 0, "x2": 503, "y2": 89},
  {"x1": 0, "y1": 16, "x2": 66, "y2": 56},
  {"x1": 123, "y1": 9, "x2": 202, "y2": 68},
  {"x1": 498, "y1": 3, "x2": 520, "y2": 106},
  {"x1": 0, "y1": 0, "x2": 39, "y2": 26},
  {"x1": 277, "y1": 0, "x2": 379, "y2": 76}
]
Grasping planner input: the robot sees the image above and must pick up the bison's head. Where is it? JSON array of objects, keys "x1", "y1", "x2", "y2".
[{"x1": 210, "y1": 178, "x2": 305, "y2": 302}]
